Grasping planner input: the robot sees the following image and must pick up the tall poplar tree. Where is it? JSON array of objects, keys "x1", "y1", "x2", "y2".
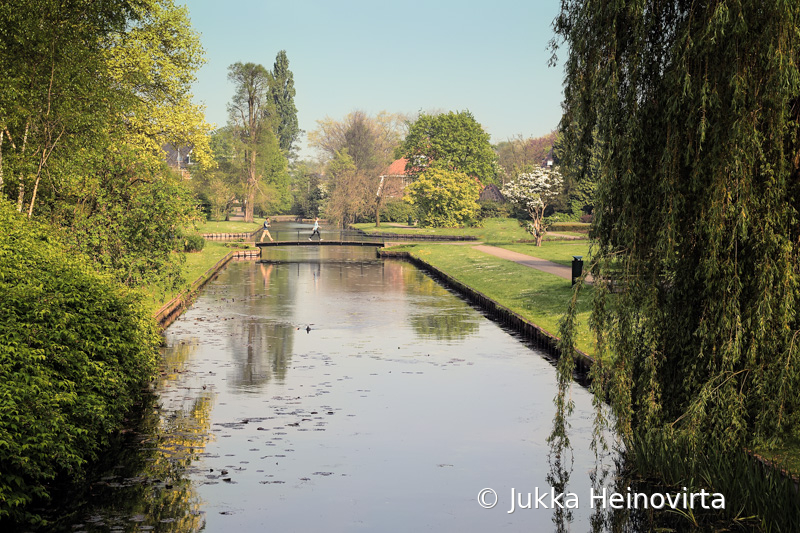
[
  {"x1": 555, "y1": 1, "x2": 800, "y2": 452},
  {"x1": 268, "y1": 50, "x2": 300, "y2": 156}
]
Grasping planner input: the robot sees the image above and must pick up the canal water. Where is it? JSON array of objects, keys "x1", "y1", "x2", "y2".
[{"x1": 58, "y1": 245, "x2": 655, "y2": 532}]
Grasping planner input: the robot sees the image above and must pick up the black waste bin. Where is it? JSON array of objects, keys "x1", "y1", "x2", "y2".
[{"x1": 571, "y1": 256, "x2": 584, "y2": 286}]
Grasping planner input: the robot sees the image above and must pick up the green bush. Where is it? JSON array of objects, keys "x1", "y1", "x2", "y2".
[
  {"x1": 381, "y1": 199, "x2": 418, "y2": 223},
  {"x1": 358, "y1": 200, "x2": 419, "y2": 224},
  {"x1": 478, "y1": 200, "x2": 510, "y2": 219},
  {"x1": 405, "y1": 168, "x2": 482, "y2": 227},
  {"x1": 544, "y1": 211, "x2": 581, "y2": 224},
  {"x1": 549, "y1": 221, "x2": 590, "y2": 233},
  {"x1": 0, "y1": 201, "x2": 160, "y2": 524},
  {"x1": 183, "y1": 233, "x2": 205, "y2": 252}
]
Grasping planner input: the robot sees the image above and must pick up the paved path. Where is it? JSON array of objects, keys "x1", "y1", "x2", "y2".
[{"x1": 472, "y1": 244, "x2": 591, "y2": 282}]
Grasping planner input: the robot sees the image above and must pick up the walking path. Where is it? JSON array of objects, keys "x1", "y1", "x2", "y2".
[{"x1": 472, "y1": 244, "x2": 591, "y2": 282}]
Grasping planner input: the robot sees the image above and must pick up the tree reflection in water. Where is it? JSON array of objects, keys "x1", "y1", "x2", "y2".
[
  {"x1": 404, "y1": 270, "x2": 480, "y2": 341},
  {"x1": 44, "y1": 341, "x2": 214, "y2": 532}
]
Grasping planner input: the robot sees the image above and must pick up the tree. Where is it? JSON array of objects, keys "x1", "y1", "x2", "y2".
[
  {"x1": 0, "y1": 0, "x2": 213, "y2": 217},
  {"x1": 323, "y1": 149, "x2": 372, "y2": 226},
  {"x1": 502, "y1": 167, "x2": 563, "y2": 246},
  {"x1": 226, "y1": 62, "x2": 273, "y2": 222},
  {"x1": 268, "y1": 50, "x2": 300, "y2": 157},
  {"x1": 495, "y1": 131, "x2": 557, "y2": 186},
  {"x1": 191, "y1": 127, "x2": 238, "y2": 220},
  {"x1": 308, "y1": 111, "x2": 406, "y2": 225},
  {"x1": 555, "y1": 1, "x2": 800, "y2": 453},
  {"x1": 252, "y1": 126, "x2": 291, "y2": 216},
  {"x1": 0, "y1": 0, "x2": 210, "y2": 289},
  {"x1": 106, "y1": 0, "x2": 213, "y2": 169},
  {"x1": 290, "y1": 159, "x2": 325, "y2": 218},
  {"x1": 308, "y1": 110, "x2": 406, "y2": 174},
  {"x1": 0, "y1": 0, "x2": 131, "y2": 214},
  {"x1": 405, "y1": 168, "x2": 481, "y2": 228},
  {"x1": 397, "y1": 110, "x2": 497, "y2": 184}
]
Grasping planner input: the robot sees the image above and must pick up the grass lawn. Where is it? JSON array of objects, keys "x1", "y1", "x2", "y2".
[
  {"x1": 142, "y1": 241, "x2": 249, "y2": 314},
  {"x1": 389, "y1": 243, "x2": 596, "y2": 355},
  {"x1": 197, "y1": 220, "x2": 263, "y2": 234},
  {"x1": 354, "y1": 217, "x2": 539, "y2": 243},
  {"x1": 499, "y1": 242, "x2": 592, "y2": 267},
  {"x1": 754, "y1": 442, "x2": 800, "y2": 478}
]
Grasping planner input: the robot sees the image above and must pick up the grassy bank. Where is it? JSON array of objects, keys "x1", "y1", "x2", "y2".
[
  {"x1": 196, "y1": 220, "x2": 263, "y2": 234},
  {"x1": 353, "y1": 218, "x2": 532, "y2": 243},
  {"x1": 143, "y1": 240, "x2": 254, "y2": 314},
  {"x1": 354, "y1": 217, "x2": 588, "y2": 244}
]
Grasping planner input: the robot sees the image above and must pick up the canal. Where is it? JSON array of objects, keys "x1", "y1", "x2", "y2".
[{"x1": 61, "y1": 245, "x2": 648, "y2": 532}]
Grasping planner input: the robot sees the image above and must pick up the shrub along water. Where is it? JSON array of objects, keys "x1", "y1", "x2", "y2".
[{"x1": 0, "y1": 201, "x2": 160, "y2": 525}]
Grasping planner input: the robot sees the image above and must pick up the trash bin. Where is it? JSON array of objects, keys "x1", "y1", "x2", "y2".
[
  {"x1": 408, "y1": 215, "x2": 413, "y2": 226},
  {"x1": 571, "y1": 256, "x2": 584, "y2": 286}
]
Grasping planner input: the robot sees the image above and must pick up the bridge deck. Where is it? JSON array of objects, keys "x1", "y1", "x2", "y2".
[{"x1": 256, "y1": 240, "x2": 385, "y2": 247}]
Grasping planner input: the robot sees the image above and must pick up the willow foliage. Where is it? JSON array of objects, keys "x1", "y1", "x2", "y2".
[{"x1": 554, "y1": 1, "x2": 800, "y2": 451}]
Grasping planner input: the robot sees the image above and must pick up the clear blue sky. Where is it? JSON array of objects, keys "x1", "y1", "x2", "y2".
[{"x1": 182, "y1": 0, "x2": 566, "y2": 158}]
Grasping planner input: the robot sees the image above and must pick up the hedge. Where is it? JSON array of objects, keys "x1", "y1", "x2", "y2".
[{"x1": 0, "y1": 201, "x2": 160, "y2": 525}]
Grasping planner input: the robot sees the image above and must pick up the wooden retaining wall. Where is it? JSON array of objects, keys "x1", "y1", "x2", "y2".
[
  {"x1": 153, "y1": 249, "x2": 259, "y2": 328},
  {"x1": 201, "y1": 231, "x2": 259, "y2": 240},
  {"x1": 380, "y1": 249, "x2": 596, "y2": 375}
]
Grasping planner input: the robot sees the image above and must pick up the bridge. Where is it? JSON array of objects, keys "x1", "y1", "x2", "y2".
[
  {"x1": 254, "y1": 240, "x2": 386, "y2": 261},
  {"x1": 255, "y1": 240, "x2": 385, "y2": 248}
]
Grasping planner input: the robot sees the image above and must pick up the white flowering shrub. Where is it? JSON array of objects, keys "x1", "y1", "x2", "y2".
[{"x1": 502, "y1": 167, "x2": 563, "y2": 245}]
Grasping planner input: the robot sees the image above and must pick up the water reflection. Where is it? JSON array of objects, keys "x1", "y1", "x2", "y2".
[{"x1": 44, "y1": 341, "x2": 213, "y2": 532}]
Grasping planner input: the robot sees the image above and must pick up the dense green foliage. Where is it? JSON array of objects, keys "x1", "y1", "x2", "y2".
[
  {"x1": 0, "y1": 1, "x2": 209, "y2": 524},
  {"x1": 0, "y1": 0, "x2": 209, "y2": 289},
  {"x1": 323, "y1": 149, "x2": 372, "y2": 225},
  {"x1": 405, "y1": 168, "x2": 482, "y2": 227},
  {"x1": 555, "y1": 0, "x2": 800, "y2": 456},
  {"x1": 289, "y1": 160, "x2": 325, "y2": 218},
  {"x1": 59, "y1": 152, "x2": 199, "y2": 289},
  {"x1": 397, "y1": 111, "x2": 497, "y2": 185},
  {"x1": 0, "y1": 201, "x2": 159, "y2": 523},
  {"x1": 359, "y1": 199, "x2": 418, "y2": 224}
]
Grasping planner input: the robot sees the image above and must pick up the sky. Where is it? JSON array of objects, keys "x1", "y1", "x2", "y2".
[{"x1": 182, "y1": 0, "x2": 566, "y2": 159}]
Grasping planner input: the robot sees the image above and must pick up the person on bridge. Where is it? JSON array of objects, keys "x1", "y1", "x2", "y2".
[
  {"x1": 260, "y1": 217, "x2": 274, "y2": 242},
  {"x1": 309, "y1": 217, "x2": 322, "y2": 241}
]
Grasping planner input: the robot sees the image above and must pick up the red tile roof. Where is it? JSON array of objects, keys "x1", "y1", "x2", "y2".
[{"x1": 382, "y1": 158, "x2": 409, "y2": 176}]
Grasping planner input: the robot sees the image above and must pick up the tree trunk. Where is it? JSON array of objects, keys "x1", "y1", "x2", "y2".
[
  {"x1": 17, "y1": 180, "x2": 25, "y2": 212},
  {"x1": 0, "y1": 130, "x2": 4, "y2": 191}
]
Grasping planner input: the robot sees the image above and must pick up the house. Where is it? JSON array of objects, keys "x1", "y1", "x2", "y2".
[
  {"x1": 541, "y1": 147, "x2": 555, "y2": 168},
  {"x1": 163, "y1": 144, "x2": 193, "y2": 178},
  {"x1": 479, "y1": 184, "x2": 505, "y2": 203},
  {"x1": 377, "y1": 158, "x2": 414, "y2": 199}
]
